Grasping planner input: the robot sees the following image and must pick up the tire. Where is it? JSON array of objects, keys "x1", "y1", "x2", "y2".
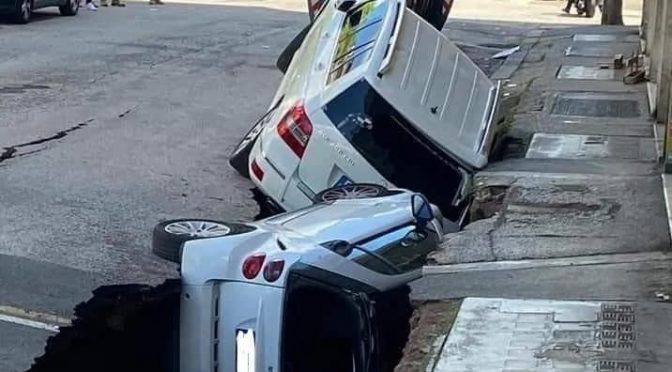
[
  {"x1": 14, "y1": 0, "x2": 31, "y2": 24},
  {"x1": 314, "y1": 183, "x2": 390, "y2": 204},
  {"x1": 152, "y1": 219, "x2": 255, "y2": 263},
  {"x1": 229, "y1": 117, "x2": 265, "y2": 178},
  {"x1": 59, "y1": 0, "x2": 79, "y2": 16},
  {"x1": 29, "y1": 280, "x2": 181, "y2": 372},
  {"x1": 277, "y1": 24, "x2": 311, "y2": 74}
]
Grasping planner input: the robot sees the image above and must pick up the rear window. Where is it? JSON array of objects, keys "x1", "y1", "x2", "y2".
[
  {"x1": 328, "y1": 0, "x2": 387, "y2": 84},
  {"x1": 323, "y1": 80, "x2": 465, "y2": 220}
]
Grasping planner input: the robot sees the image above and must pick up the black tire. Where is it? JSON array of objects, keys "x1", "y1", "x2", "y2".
[
  {"x1": 314, "y1": 183, "x2": 390, "y2": 204},
  {"x1": 152, "y1": 219, "x2": 254, "y2": 263},
  {"x1": 585, "y1": 0, "x2": 596, "y2": 17},
  {"x1": 59, "y1": 0, "x2": 79, "y2": 16},
  {"x1": 277, "y1": 24, "x2": 311, "y2": 74},
  {"x1": 14, "y1": 0, "x2": 31, "y2": 24},
  {"x1": 29, "y1": 280, "x2": 181, "y2": 372}
]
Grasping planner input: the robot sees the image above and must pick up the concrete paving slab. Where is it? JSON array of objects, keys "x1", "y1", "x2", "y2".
[
  {"x1": 430, "y1": 298, "x2": 672, "y2": 372},
  {"x1": 565, "y1": 43, "x2": 639, "y2": 58},
  {"x1": 526, "y1": 133, "x2": 657, "y2": 161},
  {"x1": 412, "y1": 258, "x2": 672, "y2": 302},
  {"x1": 573, "y1": 34, "x2": 640, "y2": 43},
  {"x1": 557, "y1": 65, "x2": 616, "y2": 80},
  {"x1": 485, "y1": 158, "x2": 659, "y2": 176},
  {"x1": 430, "y1": 174, "x2": 669, "y2": 264}
]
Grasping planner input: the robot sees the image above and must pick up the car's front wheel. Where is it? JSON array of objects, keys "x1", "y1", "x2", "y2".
[
  {"x1": 14, "y1": 0, "x2": 31, "y2": 24},
  {"x1": 59, "y1": 0, "x2": 79, "y2": 16},
  {"x1": 314, "y1": 183, "x2": 390, "y2": 204},
  {"x1": 152, "y1": 219, "x2": 254, "y2": 263}
]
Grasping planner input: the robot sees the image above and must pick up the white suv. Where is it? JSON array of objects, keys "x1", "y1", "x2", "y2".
[{"x1": 229, "y1": 0, "x2": 500, "y2": 223}]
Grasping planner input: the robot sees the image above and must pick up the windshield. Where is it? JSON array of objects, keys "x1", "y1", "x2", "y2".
[{"x1": 323, "y1": 80, "x2": 465, "y2": 220}]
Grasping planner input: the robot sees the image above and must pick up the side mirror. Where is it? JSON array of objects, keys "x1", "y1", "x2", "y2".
[{"x1": 411, "y1": 194, "x2": 434, "y2": 228}]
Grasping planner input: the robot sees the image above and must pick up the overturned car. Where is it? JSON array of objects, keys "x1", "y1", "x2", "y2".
[
  {"x1": 30, "y1": 185, "x2": 444, "y2": 372},
  {"x1": 229, "y1": 0, "x2": 500, "y2": 223}
]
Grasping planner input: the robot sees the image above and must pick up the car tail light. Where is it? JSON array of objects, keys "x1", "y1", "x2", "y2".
[
  {"x1": 250, "y1": 159, "x2": 264, "y2": 181},
  {"x1": 276, "y1": 104, "x2": 313, "y2": 158},
  {"x1": 263, "y1": 259, "x2": 285, "y2": 282},
  {"x1": 242, "y1": 253, "x2": 266, "y2": 279}
]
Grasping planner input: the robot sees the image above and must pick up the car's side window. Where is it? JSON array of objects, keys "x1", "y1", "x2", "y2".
[
  {"x1": 328, "y1": 0, "x2": 387, "y2": 84},
  {"x1": 350, "y1": 225, "x2": 438, "y2": 275}
]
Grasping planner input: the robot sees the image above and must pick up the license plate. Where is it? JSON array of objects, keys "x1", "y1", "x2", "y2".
[
  {"x1": 335, "y1": 175, "x2": 353, "y2": 187},
  {"x1": 236, "y1": 329, "x2": 256, "y2": 372}
]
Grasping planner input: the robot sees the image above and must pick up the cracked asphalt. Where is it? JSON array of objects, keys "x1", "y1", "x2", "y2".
[{"x1": 0, "y1": 2, "x2": 306, "y2": 370}]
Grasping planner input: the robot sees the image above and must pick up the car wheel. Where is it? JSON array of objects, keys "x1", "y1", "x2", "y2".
[
  {"x1": 314, "y1": 183, "x2": 390, "y2": 203},
  {"x1": 59, "y1": 0, "x2": 79, "y2": 16},
  {"x1": 229, "y1": 118, "x2": 265, "y2": 178},
  {"x1": 14, "y1": 0, "x2": 31, "y2": 24},
  {"x1": 152, "y1": 219, "x2": 254, "y2": 263}
]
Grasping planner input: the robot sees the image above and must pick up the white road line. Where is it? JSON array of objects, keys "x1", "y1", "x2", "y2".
[
  {"x1": 423, "y1": 251, "x2": 672, "y2": 275},
  {"x1": 0, "y1": 314, "x2": 60, "y2": 333},
  {"x1": 0, "y1": 305, "x2": 71, "y2": 333}
]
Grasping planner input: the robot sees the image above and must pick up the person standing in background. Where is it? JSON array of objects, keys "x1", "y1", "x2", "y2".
[
  {"x1": 563, "y1": 0, "x2": 576, "y2": 13},
  {"x1": 100, "y1": 0, "x2": 126, "y2": 6}
]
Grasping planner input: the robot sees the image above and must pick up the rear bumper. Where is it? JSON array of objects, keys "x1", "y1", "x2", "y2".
[{"x1": 180, "y1": 282, "x2": 284, "y2": 372}]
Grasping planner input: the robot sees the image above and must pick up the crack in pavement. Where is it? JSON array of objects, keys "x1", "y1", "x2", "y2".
[{"x1": 0, "y1": 118, "x2": 94, "y2": 165}]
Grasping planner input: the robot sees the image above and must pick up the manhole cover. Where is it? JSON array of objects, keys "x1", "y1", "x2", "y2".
[
  {"x1": 552, "y1": 97, "x2": 640, "y2": 118},
  {"x1": 573, "y1": 34, "x2": 639, "y2": 43},
  {"x1": 597, "y1": 360, "x2": 636, "y2": 372},
  {"x1": 557, "y1": 65, "x2": 616, "y2": 80}
]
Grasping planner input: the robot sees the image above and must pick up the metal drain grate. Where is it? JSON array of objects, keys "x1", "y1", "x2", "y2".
[
  {"x1": 552, "y1": 97, "x2": 640, "y2": 118},
  {"x1": 598, "y1": 360, "x2": 636, "y2": 372},
  {"x1": 599, "y1": 304, "x2": 636, "y2": 351}
]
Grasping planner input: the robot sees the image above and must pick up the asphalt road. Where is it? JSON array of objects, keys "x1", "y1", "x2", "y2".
[{"x1": 0, "y1": 3, "x2": 306, "y2": 370}]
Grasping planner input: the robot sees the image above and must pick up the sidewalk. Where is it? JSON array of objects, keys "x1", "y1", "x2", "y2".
[{"x1": 407, "y1": 24, "x2": 672, "y2": 372}]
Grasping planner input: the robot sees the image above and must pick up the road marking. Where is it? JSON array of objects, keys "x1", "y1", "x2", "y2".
[
  {"x1": 0, "y1": 305, "x2": 71, "y2": 333},
  {"x1": 423, "y1": 251, "x2": 672, "y2": 275}
]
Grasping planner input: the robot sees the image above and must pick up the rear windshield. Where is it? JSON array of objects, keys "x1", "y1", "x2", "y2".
[
  {"x1": 323, "y1": 80, "x2": 465, "y2": 220},
  {"x1": 328, "y1": 0, "x2": 387, "y2": 84}
]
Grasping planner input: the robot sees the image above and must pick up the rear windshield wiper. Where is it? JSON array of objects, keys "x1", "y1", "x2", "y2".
[{"x1": 321, "y1": 240, "x2": 401, "y2": 274}]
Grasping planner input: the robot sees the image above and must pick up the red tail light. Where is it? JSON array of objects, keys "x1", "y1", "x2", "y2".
[
  {"x1": 250, "y1": 159, "x2": 264, "y2": 181},
  {"x1": 242, "y1": 253, "x2": 266, "y2": 279},
  {"x1": 277, "y1": 104, "x2": 313, "y2": 158},
  {"x1": 263, "y1": 259, "x2": 285, "y2": 282}
]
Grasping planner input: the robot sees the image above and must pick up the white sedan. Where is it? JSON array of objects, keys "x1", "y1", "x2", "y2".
[{"x1": 229, "y1": 0, "x2": 500, "y2": 224}]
